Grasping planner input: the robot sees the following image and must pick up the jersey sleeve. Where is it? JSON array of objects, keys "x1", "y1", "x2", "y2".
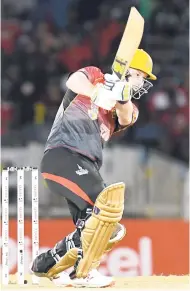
[
  {"x1": 113, "y1": 103, "x2": 139, "y2": 134},
  {"x1": 78, "y1": 66, "x2": 104, "y2": 85}
]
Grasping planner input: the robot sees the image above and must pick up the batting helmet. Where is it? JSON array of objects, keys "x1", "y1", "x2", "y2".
[{"x1": 130, "y1": 49, "x2": 157, "y2": 80}]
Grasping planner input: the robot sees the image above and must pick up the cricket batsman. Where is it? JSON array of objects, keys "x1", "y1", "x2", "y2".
[{"x1": 31, "y1": 49, "x2": 157, "y2": 287}]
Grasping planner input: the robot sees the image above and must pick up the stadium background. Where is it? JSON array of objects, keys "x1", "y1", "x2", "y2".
[{"x1": 1, "y1": 0, "x2": 189, "y2": 277}]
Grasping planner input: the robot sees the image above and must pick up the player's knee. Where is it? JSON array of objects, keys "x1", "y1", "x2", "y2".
[
  {"x1": 31, "y1": 251, "x2": 55, "y2": 273},
  {"x1": 31, "y1": 230, "x2": 81, "y2": 274}
]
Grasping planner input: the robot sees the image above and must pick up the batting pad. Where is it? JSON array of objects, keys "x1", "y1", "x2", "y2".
[
  {"x1": 76, "y1": 182, "x2": 125, "y2": 278},
  {"x1": 46, "y1": 248, "x2": 78, "y2": 279},
  {"x1": 89, "y1": 224, "x2": 126, "y2": 270}
]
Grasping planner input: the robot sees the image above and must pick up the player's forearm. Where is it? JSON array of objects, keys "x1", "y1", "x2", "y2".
[
  {"x1": 115, "y1": 101, "x2": 133, "y2": 126},
  {"x1": 66, "y1": 72, "x2": 95, "y2": 97}
]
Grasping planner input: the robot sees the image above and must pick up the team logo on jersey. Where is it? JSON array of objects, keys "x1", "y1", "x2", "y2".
[
  {"x1": 88, "y1": 103, "x2": 99, "y2": 120},
  {"x1": 75, "y1": 164, "x2": 88, "y2": 176}
]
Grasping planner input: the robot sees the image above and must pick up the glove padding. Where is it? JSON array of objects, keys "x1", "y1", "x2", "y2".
[
  {"x1": 104, "y1": 73, "x2": 132, "y2": 102},
  {"x1": 90, "y1": 83, "x2": 116, "y2": 110},
  {"x1": 90, "y1": 73, "x2": 132, "y2": 110}
]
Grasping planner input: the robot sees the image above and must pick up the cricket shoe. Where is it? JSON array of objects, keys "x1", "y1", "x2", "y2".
[
  {"x1": 71, "y1": 269, "x2": 115, "y2": 288},
  {"x1": 51, "y1": 271, "x2": 72, "y2": 286},
  {"x1": 30, "y1": 262, "x2": 72, "y2": 287}
]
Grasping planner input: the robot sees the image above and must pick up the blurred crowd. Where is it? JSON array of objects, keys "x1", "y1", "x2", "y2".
[{"x1": 1, "y1": 0, "x2": 189, "y2": 163}]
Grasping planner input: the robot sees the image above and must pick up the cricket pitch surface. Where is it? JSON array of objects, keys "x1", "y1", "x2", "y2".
[{"x1": 1, "y1": 275, "x2": 189, "y2": 291}]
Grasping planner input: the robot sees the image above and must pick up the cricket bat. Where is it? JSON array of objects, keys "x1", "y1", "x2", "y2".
[{"x1": 112, "y1": 7, "x2": 144, "y2": 80}]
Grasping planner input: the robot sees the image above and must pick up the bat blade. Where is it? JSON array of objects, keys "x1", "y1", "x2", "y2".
[{"x1": 112, "y1": 7, "x2": 144, "y2": 80}]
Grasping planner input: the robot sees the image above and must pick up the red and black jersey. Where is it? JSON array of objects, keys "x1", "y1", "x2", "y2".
[{"x1": 45, "y1": 66, "x2": 138, "y2": 168}]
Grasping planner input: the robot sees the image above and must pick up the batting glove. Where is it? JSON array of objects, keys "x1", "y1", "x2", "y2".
[
  {"x1": 90, "y1": 83, "x2": 116, "y2": 110},
  {"x1": 104, "y1": 73, "x2": 132, "y2": 102}
]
